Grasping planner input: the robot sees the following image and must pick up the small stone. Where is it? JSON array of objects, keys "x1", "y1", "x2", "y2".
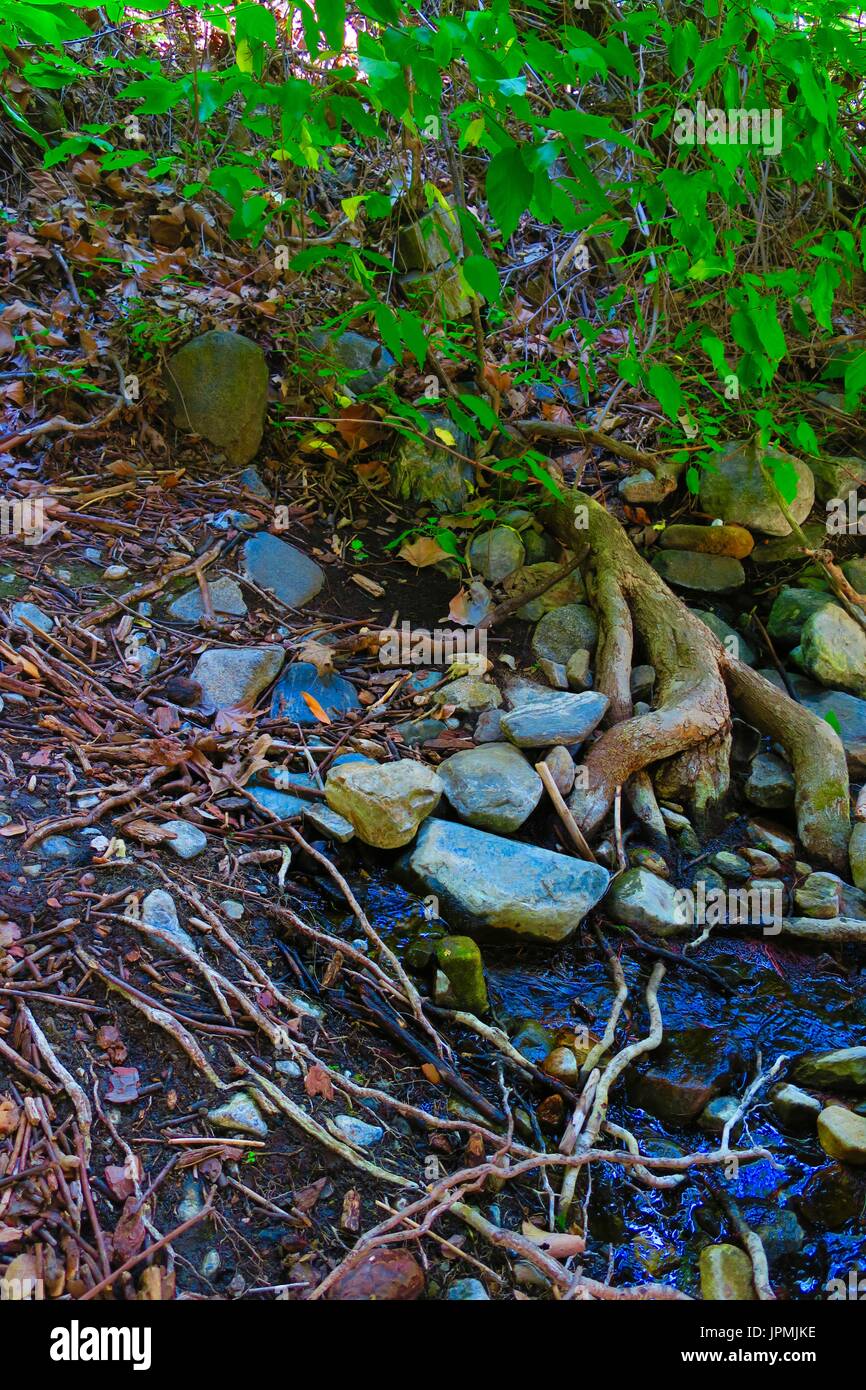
[
  {"x1": 177, "y1": 1177, "x2": 206, "y2": 1223},
  {"x1": 162, "y1": 819, "x2": 208, "y2": 860},
  {"x1": 304, "y1": 804, "x2": 355, "y2": 843},
  {"x1": 446, "y1": 1278, "x2": 489, "y2": 1300},
  {"x1": 269, "y1": 662, "x2": 358, "y2": 723},
  {"x1": 659, "y1": 523, "x2": 754, "y2": 558},
  {"x1": 746, "y1": 820, "x2": 796, "y2": 859},
  {"x1": 325, "y1": 759, "x2": 442, "y2": 849},
  {"x1": 36, "y1": 835, "x2": 79, "y2": 860},
  {"x1": 739, "y1": 847, "x2": 781, "y2": 876},
  {"x1": 395, "y1": 717, "x2": 449, "y2": 747},
  {"x1": 468, "y1": 527, "x2": 525, "y2": 583},
  {"x1": 850, "y1": 823, "x2": 866, "y2": 891},
  {"x1": 239, "y1": 466, "x2": 270, "y2": 499},
  {"x1": 433, "y1": 936, "x2": 488, "y2": 1015},
  {"x1": 141, "y1": 889, "x2": 198, "y2": 955},
  {"x1": 192, "y1": 646, "x2": 284, "y2": 711},
  {"x1": 744, "y1": 752, "x2": 795, "y2": 810},
  {"x1": 818, "y1": 1105, "x2": 866, "y2": 1164},
  {"x1": 603, "y1": 868, "x2": 684, "y2": 937},
  {"x1": 698, "y1": 1096, "x2": 740, "y2": 1134},
  {"x1": 208, "y1": 1092, "x2": 268, "y2": 1138},
  {"x1": 275, "y1": 1060, "x2": 302, "y2": 1079},
  {"x1": 308, "y1": 330, "x2": 396, "y2": 396},
  {"x1": 391, "y1": 414, "x2": 474, "y2": 513},
  {"x1": 793, "y1": 606, "x2": 866, "y2": 698},
  {"x1": 700, "y1": 1244, "x2": 756, "y2": 1300},
  {"x1": 566, "y1": 649, "x2": 592, "y2": 691},
  {"x1": 766, "y1": 587, "x2": 838, "y2": 647},
  {"x1": 434, "y1": 676, "x2": 501, "y2": 713},
  {"x1": 710, "y1": 851, "x2": 751, "y2": 882},
  {"x1": 652, "y1": 550, "x2": 745, "y2": 593},
  {"x1": 242, "y1": 533, "x2": 325, "y2": 609},
  {"x1": 794, "y1": 873, "x2": 841, "y2": 918},
  {"x1": 10, "y1": 601, "x2": 53, "y2": 634},
  {"x1": 437, "y1": 743, "x2": 542, "y2": 834},
  {"x1": 473, "y1": 709, "x2": 503, "y2": 742},
  {"x1": 628, "y1": 846, "x2": 670, "y2": 878},
  {"x1": 501, "y1": 690, "x2": 608, "y2": 748},
  {"x1": 165, "y1": 331, "x2": 267, "y2": 466},
  {"x1": 618, "y1": 468, "x2": 668, "y2": 504},
  {"x1": 333, "y1": 1115, "x2": 383, "y2": 1148},
  {"x1": 770, "y1": 1083, "x2": 821, "y2": 1131},
  {"x1": 221, "y1": 900, "x2": 244, "y2": 920},
  {"x1": 542, "y1": 1046, "x2": 580, "y2": 1083},
  {"x1": 543, "y1": 745, "x2": 575, "y2": 796},
  {"x1": 168, "y1": 577, "x2": 248, "y2": 623},
  {"x1": 501, "y1": 562, "x2": 585, "y2": 622},
  {"x1": 538, "y1": 657, "x2": 569, "y2": 689},
  {"x1": 201, "y1": 1249, "x2": 221, "y2": 1279},
  {"x1": 531, "y1": 604, "x2": 598, "y2": 664},
  {"x1": 629, "y1": 665, "x2": 655, "y2": 701}
]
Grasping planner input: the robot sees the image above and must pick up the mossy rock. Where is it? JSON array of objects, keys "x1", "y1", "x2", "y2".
[{"x1": 165, "y1": 330, "x2": 267, "y2": 466}]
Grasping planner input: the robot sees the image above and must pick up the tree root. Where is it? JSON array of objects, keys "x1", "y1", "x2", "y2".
[{"x1": 543, "y1": 491, "x2": 851, "y2": 870}]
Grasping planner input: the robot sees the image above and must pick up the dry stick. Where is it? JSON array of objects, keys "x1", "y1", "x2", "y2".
[
  {"x1": 79, "y1": 539, "x2": 226, "y2": 630},
  {"x1": 0, "y1": 1035, "x2": 60, "y2": 1094},
  {"x1": 476, "y1": 550, "x2": 586, "y2": 630},
  {"x1": 535, "y1": 760, "x2": 599, "y2": 863},
  {"x1": 19, "y1": 1002, "x2": 93, "y2": 1159},
  {"x1": 78, "y1": 1199, "x2": 215, "y2": 1301},
  {"x1": 604, "y1": 1121, "x2": 684, "y2": 1190},
  {"x1": 22, "y1": 766, "x2": 171, "y2": 851},
  {"x1": 75, "y1": 1129, "x2": 111, "y2": 1278}
]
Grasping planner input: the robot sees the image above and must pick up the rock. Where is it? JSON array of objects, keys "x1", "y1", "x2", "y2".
[
  {"x1": 201, "y1": 1250, "x2": 221, "y2": 1279},
  {"x1": 142, "y1": 889, "x2": 198, "y2": 955},
  {"x1": 603, "y1": 868, "x2": 684, "y2": 937},
  {"x1": 325, "y1": 759, "x2": 442, "y2": 849},
  {"x1": 165, "y1": 331, "x2": 267, "y2": 466},
  {"x1": 627, "y1": 1027, "x2": 746, "y2": 1122},
  {"x1": 793, "y1": 1047, "x2": 866, "y2": 1091},
  {"x1": 531, "y1": 604, "x2": 598, "y2": 664},
  {"x1": 434, "y1": 676, "x2": 501, "y2": 712},
  {"x1": 397, "y1": 206, "x2": 460, "y2": 271},
  {"x1": 766, "y1": 586, "x2": 838, "y2": 647},
  {"x1": 543, "y1": 745, "x2": 575, "y2": 796},
  {"x1": 659, "y1": 523, "x2": 754, "y2": 558},
  {"x1": 502, "y1": 690, "x2": 608, "y2": 748},
  {"x1": 842, "y1": 556, "x2": 866, "y2": 595},
  {"x1": 437, "y1": 743, "x2": 542, "y2": 833},
  {"x1": 618, "y1": 468, "x2": 668, "y2": 504},
  {"x1": 818, "y1": 1105, "x2": 866, "y2": 1164},
  {"x1": 793, "y1": 606, "x2": 866, "y2": 697},
  {"x1": 770, "y1": 1083, "x2": 822, "y2": 1131},
  {"x1": 509, "y1": 1019, "x2": 556, "y2": 1067},
  {"x1": 850, "y1": 823, "x2": 866, "y2": 890},
  {"x1": 629, "y1": 664, "x2": 655, "y2": 701},
  {"x1": 177, "y1": 1177, "x2": 206, "y2": 1223},
  {"x1": 698, "y1": 1096, "x2": 740, "y2": 1134},
  {"x1": 128, "y1": 643, "x2": 160, "y2": 679},
  {"x1": 401, "y1": 264, "x2": 473, "y2": 321},
  {"x1": 794, "y1": 873, "x2": 840, "y2": 918},
  {"x1": 745, "y1": 819, "x2": 796, "y2": 859},
  {"x1": 395, "y1": 717, "x2": 449, "y2": 746},
  {"x1": 628, "y1": 846, "x2": 670, "y2": 877},
  {"x1": 10, "y1": 601, "x2": 53, "y2": 634},
  {"x1": 467, "y1": 527, "x2": 525, "y2": 583},
  {"x1": 208, "y1": 1092, "x2": 268, "y2": 1138},
  {"x1": 710, "y1": 851, "x2": 751, "y2": 881},
  {"x1": 698, "y1": 439, "x2": 815, "y2": 536},
  {"x1": 538, "y1": 657, "x2": 568, "y2": 689},
  {"x1": 755, "y1": 1209, "x2": 804, "y2": 1264},
  {"x1": 303, "y1": 804, "x2": 355, "y2": 843},
  {"x1": 751, "y1": 521, "x2": 827, "y2": 565},
  {"x1": 239, "y1": 466, "x2": 270, "y2": 499},
  {"x1": 333, "y1": 1115, "x2": 383, "y2": 1148},
  {"x1": 308, "y1": 329, "x2": 395, "y2": 395},
  {"x1": 785, "y1": 673, "x2": 866, "y2": 777},
  {"x1": 739, "y1": 847, "x2": 780, "y2": 876},
  {"x1": 797, "y1": 1163, "x2": 866, "y2": 1229},
  {"x1": 325, "y1": 1248, "x2": 424, "y2": 1300},
  {"x1": 221, "y1": 900, "x2": 244, "y2": 920},
  {"x1": 501, "y1": 562, "x2": 585, "y2": 621},
  {"x1": 566, "y1": 649, "x2": 593, "y2": 690},
  {"x1": 168, "y1": 577, "x2": 247, "y2": 622},
  {"x1": 446, "y1": 1277, "x2": 489, "y2": 1300},
  {"x1": 542, "y1": 1046, "x2": 580, "y2": 1084},
  {"x1": 242, "y1": 533, "x2": 324, "y2": 608},
  {"x1": 36, "y1": 835, "x2": 79, "y2": 860},
  {"x1": 433, "y1": 936, "x2": 489, "y2": 1015},
  {"x1": 161, "y1": 819, "x2": 208, "y2": 860},
  {"x1": 652, "y1": 550, "x2": 745, "y2": 593},
  {"x1": 391, "y1": 414, "x2": 473, "y2": 513},
  {"x1": 699, "y1": 1244, "x2": 756, "y2": 1300},
  {"x1": 269, "y1": 662, "x2": 358, "y2": 722},
  {"x1": 692, "y1": 610, "x2": 756, "y2": 665},
  {"x1": 808, "y1": 453, "x2": 866, "y2": 503},
  {"x1": 744, "y1": 752, "x2": 795, "y2": 809},
  {"x1": 191, "y1": 646, "x2": 284, "y2": 710},
  {"x1": 398, "y1": 818, "x2": 610, "y2": 943}
]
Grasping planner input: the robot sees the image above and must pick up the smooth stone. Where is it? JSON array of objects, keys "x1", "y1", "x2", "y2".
[
  {"x1": 333, "y1": 1115, "x2": 383, "y2": 1148},
  {"x1": 698, "y1": 439, "x2": 814, "y2": 536},
  {"x1": 770, "y1": 1083, "x2": 821, "y2": 1131},
  {"x1": 397, "y1": 206, "x2": 459, "y2": 271},
  {"x1": 501, "y1": 690, "x2": 608, "y2": 749},
  {"x1": 794, "y1": 873, "x2": 840, "y2": 918},
  {"x1": 10, "y1": 601, "x2": 53, "y2": 634},
  {"x1": 304, "y1": 804, "x2": 355, "y2": 843},
  {"x1": 739, "y1": 847, "x2": 780, "y2": 876},
  {"x1": 630, "y1": 664, "x2": 655, "y2": 700},
  {"x1": 698, "y1": 1096, "x2": 740, "y2": 1134},
  {"x1": 446, "y1": 1278, "x2": 489, "y2": 1301},
  {"x1": 142, "y1": 889, "x2": 198, "y2": 955},
  {"x1": 710, "y1": 851, "x2": 751, "y2": 882},
  {"x1": 239, "y1": 466, "x2": 270, "y2": 498},
  {"x1": 509, "y1": 1019, "x2": 556, "y2": 1067},
  {"x1": 659, "y1": 523, "x2": 753, "y2": 558},
  {"x1": 308, "y1": 329, "x2": 395, "y2": 395},
  {"x1": 168, "y1": 577, "x2": 248, "y2": 622},
  {"x1": 755, "y1": 1210, "x2": 804, "y2": 1265},
  {"x1": 628, "y1": 846, "x2": 670, "y2": 877},
  {"x1": 177, "y1": 1178, "x2": 206, "y2": 1223},
  {"x1": 808, "y1": 453, "x2": 866, "y2": 503},
  {"x1": 395, "y1": 717, "x2": 449, "y2": 746},
  {"x1": 325, "y1": 759, "x2": 442, "y2": 849},
  {"x1": 391, "y1": 414, "x2": 473, "y2": 513},
  {"x1": 275, "y1": 1059, "x2": 302, "y2": 1079},
  {"x1": 437, "y1": 743, "x2": 542, "y2": 834},
  {"x1": 543, "y1": 745, "x2": 575, "y2": 796},
  {"x1": 221, "y1": 900, "x2": 244, "y2": 920},
  {"x1": 473, "y1": 709, "x2": 503, "y2": 742},
  {"x1": 201, "y1": 1250, "x2": 221, "y2": 1279},
  {"x1": 566, "y1": 649, "x2": 592, "y2": 690},
  {"x1": 130, "y1": 644, "x2": 160, "y2": 679},
  {"x1": 36, "y1": 835, "x2": 78, "y2": 860},
  {"x1": 700, "y1": 1244, "x2": 756, "y2": 1300},
  {"x1": 398, "y1": 818, "x2": 610, "y2": 944},
  {"x1": 247, "y1": 778, "x2": 310, "y2": 820},
  {"x1": 468, "y1": 527, "x2": 525, "y2": 583},
  {"x1": 850, "y1": 823, "x2": 866, "y2": 890},
  {"x1": 603, "y1": 868, "x2": 684, "y2": 937},
  {"x1": 161, "y1": 819, "x2": 208, "y2": 860},
  {"x1": 751, "y1": 521, "x2": 826, "y2": 565},
  {"x1": 798, "y1": 1162, "x2": 866, "y2": 1229},
  {"x1": 433, "y1": 936, "x2": 489, "y2": 1015},
  {"x1": 744, "y1": 752, "x2": 795, "y2": 810},
  {"x1": 818, "y1": 1105, "x2": 866, "y2": 1164},
  {"x1": 165, "y1": 331, "x2": 267, "y2": 466},
  {"x1": 842, "y1": 556, "x2": 866, "y2": 594},
  {"x1": 652, "y1": 550, "x2": 745, "y2": 593},
  {"x1": 618, "y1": 468, "x2": 668, "y2": 504},
  {"x1": 435, "y1": 677, "x2": 502, "y2": 712},
  {"x1": 242, "y1": 533, "x2": 324, "y2": 609},
  {"x1": 208, "y1": 1092, "x2": 268, "y2": 1138},
  {"x1": 269, "y1": 662, "x2": 358, "y2": 722},
  {"x1": 628, "y1": 1027, "x2": 746, "y2": 1123},
  {"x1": 501, "y1": 562, "x2": 585, "y2": 622},
  {"x1": 793, "y1": 1047, "x2": 866, "y2": 1091},
  {"x1": 692, "y1": 610, "x2": 756, "y2": 665},
  {"x1": 766, "y1": 587, "x2": 838, "y2": 647},
  {"x1": 538, "y1": 657, "x2": 568, "y2": 689},
  {"x1": 192, "y1": 646, "x2": 284, "y2": 710},
  {"x1": 745, "y1": 819, "x2": 796, "y2": 859},
  {"x1": 793, "y1": 607, "x2": 866, "y2": 698},
  {"x1": 542, "y1": 1046, "x2": 580, "y2": 1083},
  {"x1": 531, "y1": 604, "x2": 598, "y2": 663}
]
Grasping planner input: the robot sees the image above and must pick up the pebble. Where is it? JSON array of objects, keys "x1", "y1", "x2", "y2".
[
  {"x1": 162, "y1": 819, "x2": 208, "y2": 860},
  {"x1": 333, "y1": 1115, "x2": 383, "y2": 1148},
  {"x1": 208, "y1": 1092, "x2": 268, "y2": 1138}
]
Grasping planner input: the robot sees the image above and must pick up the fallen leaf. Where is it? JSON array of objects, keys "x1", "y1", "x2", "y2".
[
  {"x1": 296, "y1": 639, "x2": 335, "y2": 678},
  {"x1": 304, "y1": 1064, "x2": 335, "y2": 1100},
  {"x1": 399, "y1": 536, "x2": 450, "y2": 568},
  {"x1": 421, "y1": 1062, "x2": 441, "y2": 1085},
  {"x1": 301, "y1": 691, "x2": 332, "y2": 724},
  {"x1": 326, "y1": 1249, "x2": 425, "y2": 1301}
]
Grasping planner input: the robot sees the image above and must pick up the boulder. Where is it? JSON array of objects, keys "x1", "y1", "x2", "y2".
[
  {"x1": 659, "y1": 523, "x2": 754, "y2": 558},
  {"x1": 192, "y1": 646, "x2": 284, "y2": 710},
  {"x1": 698, "y1": 439, "x2": 814, "y2": 536},
  {"x1": 501, "y1": 690, "x2": 608, "y2": 749},
  {"x1": 793, "y1": 606, "x2": 866, "y2": 698},
  {"x1": 165, "y1": 331, "x2": 267, "y2": 465},
  {"x1": 437, "y1": 743, "x2": 542, "y2": 833},
  {"x1": 391, "y1": 415, "x2": 473, "y2": 513},
  {"x1": 818, "y1": 1105, "x2": 866, "y2": 1165},
  {"x1": 325, "y1": 759, "x2": 442, "y2": 849}
]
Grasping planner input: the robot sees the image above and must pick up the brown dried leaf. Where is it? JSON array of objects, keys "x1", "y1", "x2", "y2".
[{"x1": 304, "y1": 1064, "x2": 334, "y2": 1100}]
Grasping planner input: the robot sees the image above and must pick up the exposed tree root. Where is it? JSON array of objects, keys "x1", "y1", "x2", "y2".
[{"x1": 544, "y1": 491, "x2": 851, "y2": 871}]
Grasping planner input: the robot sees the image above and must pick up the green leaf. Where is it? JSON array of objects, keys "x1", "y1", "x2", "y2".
[
  {"x1": 685, "y1": 466, "x2": 701, "y2": 495},
  {"x1": 462, "y1": 255, "x2": 500, "y2": 303},
  {"x1": 824, "y1": 709, "x2": 842, "y2": 737},
  {"x1": 486, "y1": 147, "x2": 532, "y2": 241}
]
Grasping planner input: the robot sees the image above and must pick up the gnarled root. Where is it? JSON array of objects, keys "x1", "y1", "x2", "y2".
[{"x1": 543, "y1": 490, "x2": 851, "y2": 870}]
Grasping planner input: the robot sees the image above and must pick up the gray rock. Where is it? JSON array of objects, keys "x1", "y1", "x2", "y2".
[
  {"x1": 435, "y1": 676, "x2": 501, "y2": 712},
  {"x1": 770, "y1": 1083, "x2": 822, "y2": 1131},
  {"x1": 652, "y1": 550, "x2": 745, "y2": 593},
  {"x1": 468, "y1": 527, "x2": 525, "y2": 583},
  {"x1": 785, "y1": 673, "x2": 866, "y2": 777},
  {"x1": 710, "y1": 851, "x2": 751, "y2": 881},
  {"x1": 36, "y1": 835, "x2": 79, "y2": 860},
  {"x1": 473, "y1": 709, "x2": 503, "y2": 742},
  {"x1": 531, "y1": 604, "x2": 598, "y2": 664},
  {"x1": 698, "y1": 439, "x2": 815, "y2": 536},
  {"x1": 269, "y1": 662, "x2": 358, "y2": 722},
  {"x1": 794, "y1": 873, "x2": 840, "y2": 918},
  {"x1": 391, "y1": 414, "x2": 473, "y2": 513},
  {"x1": 751, "y1": 521, "x2": 827, "y2": 565},
  {"x1": 698, "y1": 1096, "x2": 741, "y2": 1134},
  {"x1": 208, "y1": 1092, "x2": 268, "y2": 1138},
  {"x1": 603, "y1": 867, "x2": 685, "y2": 937},
  {"x1": 10, "y1": 601, "x2": 53, "y2": 634},
  {"x1": 239, "y1": 466, "x2": 270, "y2": 499},
  {"x1": 308, "y1": 330, "x2": 395, "y2": 395},
  {"x1": 808, "y1": 453, "x2": 866, "y2": 503},
  {"x1": 842, "y1": 556, "x2": 866, "y2": 595},
  {"x1": 538, "y1": 657, "x2": 568, "y2": 689},
  {"x1": 700, "y1": 1244, "x2": 756, "y2": 1300},
  {"x1": 242, "y1": 533, "x2": 324, "y2": 608},
  {"x1": 395, "y1": 717, "x2": 449, "y2": 746},
  {"x1": 142, "y1": 889, "x2": 198, "y2": 955},
  {"x1": 438, "y1": 743, "x2": 543, "y2": 833},
  {"x1": 566, "y1": 649, "x2": 592, "y2": 690},
  {"x1": 543, "y1": 745, "x2": 575, "y2": 796},
  {"x1": 618, "y1": 468, "x2": 668, "y2": 504},
  {"x1": 398, "y1": 818, "x2": 610, "y2": 944},
  {"x1": 201, "y1": 1250, "x2": 221, "y2": 1279},
  {"x1": 192, "y1": 646, "x2": 284, "y2": 710},
  {"x1": 500, "y1": 561, "x2": 585, "y2": 622},
  {"x1": 850, "y1": 823, "x2": 866, "y2": 891},
  {"x1": 168, "y1": 576, "x2": 247, "y2": 622},
  {"x1": 691, "y1": 610, "x2": 756, "y2": 665},
  {"x1": 501, "y1": 690, "x2": 608, "y2": 748},
  {"x1": 744, "y1": 752, "x2": 795, "y2": 809},
  {"x1": 818, "y1": 1105, "x2": 866, "y2": 1164},
  {"x1": 165, "y1": 331, "x2": 267, "y2": 466},
  {"x1": 397, "y1": 206, "x2": 459, "y2": 271},
  {"x1": 793, "y1": 606, "x2": 866, "y2": 697},
  {"x1": 325, "y1": 758, "x2": 443, "y2": 849},
  {"x1": 766, "y1": 587, "x2": 838, "y2": 647},
  {"x1": 161, "y1": 819, "x2": 208, "y2": 860},
  {"x1": 177, "y1": 1177, "x2": 206, "y2": 1222},
  {"x1": 333, "y1": 1115, "x2": 383, "y2": 1148},
  {"x1": 303, "y1": 804, "x2": 355, "y2": 843}
]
